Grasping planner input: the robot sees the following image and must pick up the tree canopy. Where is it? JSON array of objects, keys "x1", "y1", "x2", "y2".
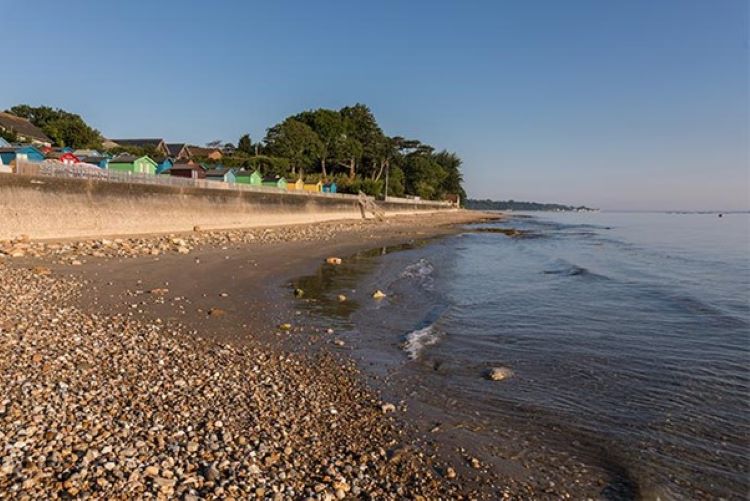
[
  {"x1": 7, "y1": 105, "x2": 102, "y2": 148},
  {"x1": 262, "y1": 104, "x2": 465, "y2": 200}
]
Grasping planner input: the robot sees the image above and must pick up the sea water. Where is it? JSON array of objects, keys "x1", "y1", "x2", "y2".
[{"x1": 293, "y1": 212, "x2": 750, "y2": 499}]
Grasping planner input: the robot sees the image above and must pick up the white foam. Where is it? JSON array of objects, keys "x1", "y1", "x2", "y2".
[
  {"x1": 402, "y1": 324, "x2": 442, "y2": 360},
  {"x1": 401, "y1": 258, "x2": 434, "y2": 279}
]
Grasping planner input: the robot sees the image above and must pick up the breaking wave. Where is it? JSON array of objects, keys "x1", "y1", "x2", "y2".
[
  {"x1": 402, "y1": 324, "x2": 442, "y2": 360},
  {"x1": 400, "y1": 258, "x2": 435, "y2": 288},
  {"x1": 401, "y1": 258, "x2": 434, "y2": 279}
]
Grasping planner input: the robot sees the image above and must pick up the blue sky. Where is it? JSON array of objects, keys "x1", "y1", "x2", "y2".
[{"x1": 1, "y1": 0, "x2": 747, "y2": 210}]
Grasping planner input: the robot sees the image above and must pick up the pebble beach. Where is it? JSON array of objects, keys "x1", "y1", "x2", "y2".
[{"x1": 0, "y1": 212, "x2": 499, "y2": 500}]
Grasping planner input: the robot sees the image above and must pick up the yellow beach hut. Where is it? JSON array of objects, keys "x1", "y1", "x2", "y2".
[
  {"x1": 303, "y1": 180, "x2": 323, "y2": 192},
  {"x1": 287, "y1": 178, "x2": 304, "y2": 191}
]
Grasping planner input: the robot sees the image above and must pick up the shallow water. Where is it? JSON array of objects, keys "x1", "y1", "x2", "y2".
[{"x1": 293, "y1": 212, "x2": 750, "y2": 499}]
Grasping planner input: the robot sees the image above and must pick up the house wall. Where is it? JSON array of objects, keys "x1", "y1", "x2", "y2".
[{"x1": 0, "y1": 174, "x2": 455, "y2": 240}]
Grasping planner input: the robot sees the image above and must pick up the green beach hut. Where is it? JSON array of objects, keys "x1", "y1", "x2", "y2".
[
  {"x1": 235, "y1": 169, "x2": 262, "y2": 185},
  {"x1": 262, "y1": 176, "x2": 287, "y2": 189},
  {"x1": 108, "y1": 154, "x2": 157, "y2": 175}
]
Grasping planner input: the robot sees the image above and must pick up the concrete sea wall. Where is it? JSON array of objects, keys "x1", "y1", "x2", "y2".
[{"x1": 0, "y1": 174, "x2": 453, "y2": 240}]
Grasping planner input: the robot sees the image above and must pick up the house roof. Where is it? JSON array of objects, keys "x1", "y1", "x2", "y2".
[
  {"x1": 110, "y1": 154, "x2": 138, "y2": 163},
  {"x1": 108, "y1": 138, "x2": 165, "y2": 149},
  {"x1": 235, "y1": 169, "x2": 260, "y2": 176},
  {"x1": 205, "y1": 167, "x2": 234, "y2": 177},
  {"x1": 81, "y1": 155, "x2": 108, "y2": 164},
  {"x1": 46, "y1": 151, "x2": 79, "y2": 160},
  {"x1": 171, "y1": 162, "x2": 205, "y2": 170},
  {"x1": 186, "y1": 145, "x2": 222, "y2": 158},
  {"x1": 73, "y1": 149, "x2": 101, "y2": 157},
  {"x1": 0, "y1": 112, "x2": 52, "y2": 143},
  {"x1": 166, "y1": 143, "x2": 187, "y2": 156}
]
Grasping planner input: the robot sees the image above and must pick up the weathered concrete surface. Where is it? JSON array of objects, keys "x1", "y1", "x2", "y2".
[{"x1": 0, "y1": 174, "x2": 453, "y2": 240}]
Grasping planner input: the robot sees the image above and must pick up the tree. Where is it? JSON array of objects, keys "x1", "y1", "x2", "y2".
[
  {"x1": 294, "y1": 109, "x2": 346, "y2": 178},
  {"x1": 237, "y1": 134, "x2": 253, "y2": 155},
  {"x1": 433, "y1": 150, "x2": 466, "y2": 203},
  {"x1": 8, "y1": 105, "x2": 102, "y2": 148},
  {"x1": 264, "y1": 118, "x2": 322, "y2": 176},
  {"x1": 339, "y1": 103, "x2": 385, "y2": 179}
]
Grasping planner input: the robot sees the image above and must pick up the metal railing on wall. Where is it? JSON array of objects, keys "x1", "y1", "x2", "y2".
[{"x1": 12, "y1": 160, "x2": 452, "y2": 207}]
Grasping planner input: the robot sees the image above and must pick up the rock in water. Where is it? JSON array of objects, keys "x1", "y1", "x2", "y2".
[
  {"x1": 293, "y1": 288, "x2": 304, "y2": 297},
  {"x1": 326, "y1": 257, "x2": 342, "y2": 265},
  {"x1": 487, "y1": 367, "x2": 513, "y2": 381},
  {"x1": 337, "y1": 294, "x2": 347, "y2": 302},
  {"x1": 372, "y1": 290, "x2": 386, "y2": 300}
]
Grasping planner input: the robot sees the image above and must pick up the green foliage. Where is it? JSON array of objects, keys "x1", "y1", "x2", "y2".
[
  {"x1": 237, "y1": 134, "x2": 253, "y2": 155},
  {"x1": 264, "y1": 118, "x2": 322, "y2": 174},
  {"x1": 386, "y1": 165, "x2": 405, "y2": 197},
  {"x1": 256, "y1": 103, "x2": 465, "y2": 199},
  {"x1": 8, "y1": 105, "x2": 102, "y2": 148},
  {"x1": 0, "y1": 127, "x2": 18, "y2": 143}
]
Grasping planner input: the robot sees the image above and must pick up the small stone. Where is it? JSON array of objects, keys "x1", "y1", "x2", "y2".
[
  {"x1": 333, "y1": 339, "x2": 345, "y2": 347},
  {"x1": 337, "y1": 294, "x2": 347, "y2": 302},
  {"x1": 445, "y1": 466, "x2": 457, "y2": 479},
  {"x1": 208, "y1": 308, "x2": 226, "y2": 317},
  {"x1": 293, "y1": 288, "x2": 304, "y2": 297},
  {"x1": 204, "y1": 465, "x2": 220, "y2": 481},
  {"x1": 278, "y1": 323, "x2": 292, "y2": 331},
  {"x1": 153, "y1": 476, "x2": 176, "y2": 489},
  {"x1": 144, "y1": 466, "x2": 160, "y2": 477},
  {"x1": 326, "y1": 257, "x2": 342, "y2": 265},
  {"x1": 381, "y1": 403, "x2": 396, "y2": 413},
  {"x1": 31, "y1": 266, "x2": 51, "y2": 276},
  {"x1": 149, "y1": 288, "x2": 169, "y2": 295},
  {"x1": 372, "y1": 290, "x2": 386, "y2": 299},
  {"x1": 186, "y1": 442, "x2": 199, "y2": 453}
]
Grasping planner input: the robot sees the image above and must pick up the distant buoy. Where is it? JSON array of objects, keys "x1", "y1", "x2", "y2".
[{"x1": 718, "y1": 214, "x2": 723, "y2": 218}]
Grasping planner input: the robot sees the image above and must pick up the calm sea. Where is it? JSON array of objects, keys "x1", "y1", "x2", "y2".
[{"x1": 293, "y1": 212, "x2": 750, "y2": 499}]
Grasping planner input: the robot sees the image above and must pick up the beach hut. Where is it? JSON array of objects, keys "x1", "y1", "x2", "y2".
[
  {"x1": 0, "y1": 138, "x2": 10, "y2": 148},
  {"x1": 168, "y1": 162, "x2": 206, "y2": 179},
  {"x1": 80, "y1": 156, "x2": 109, "y2": 169},
  {"x1": 108, "y1": 154, "x2": 158, "y2": 175},
  {"x1": 303, "y1": 180, "x2": 323, "y2": 192},
  {"x1": 322, "y1": 182, "x2": 337, "y2": 193},
  {"x1": 235, "y1": 170, "x2": 262, "y2": 186},
  {"x1": 262, "y1": 176, "x2": 287, "y2": 189},
  {"x1": 286, "y1": 178, "x2": 304, "y2": 191},
  {"x1": 205, "y1": 167, "x2": 236, "y2": 183},
  {"x1": 46, "y1": 151, "x2": 80, "y2": 165},
  {"x1": 156, "y1": 158, "x2": 174, "y2": 174},
  {"x1": 0, "y1": 146, "x2": 45, "y2": 165}
]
